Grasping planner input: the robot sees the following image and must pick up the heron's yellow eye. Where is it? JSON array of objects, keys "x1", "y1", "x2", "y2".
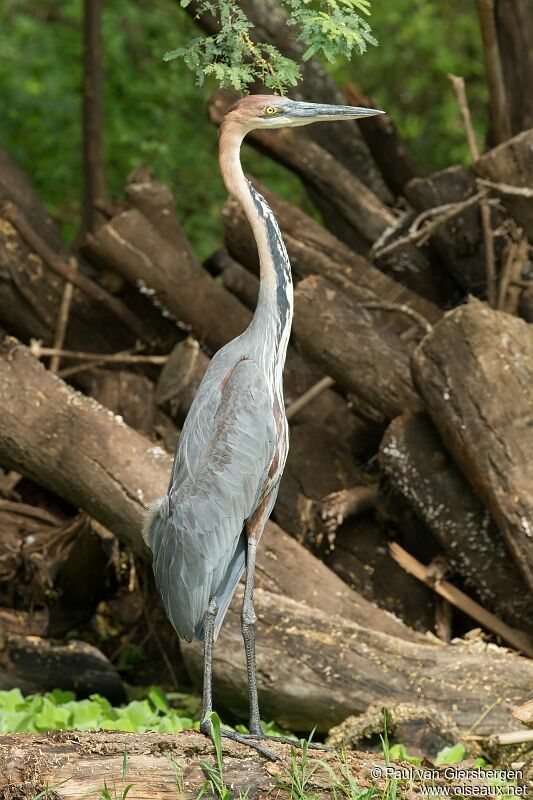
[{"x1": 264, "y1": 106, "x2": 277, "y2": 116}]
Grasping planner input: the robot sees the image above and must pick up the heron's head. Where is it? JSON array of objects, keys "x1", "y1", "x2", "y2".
[{"x1": 224, "y1": 94, "x2": 384, "y2": 132}]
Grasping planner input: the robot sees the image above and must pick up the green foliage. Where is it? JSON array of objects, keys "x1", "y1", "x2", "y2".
[
  {"x1": 434, "y1": 743, "x2": 466, "y2": 766},
  {"x1": 196, "y1": 711, "x2": 233, "y2": 800},
  {"x1": 329, "y1": 0, "x2": 488, "y2": 169},
  {"x1": 0, "y1": 687, "x2": 198, "y2": 734},
  {"x1": 276, "y1": 732, "x2": 322, "y2": 800},
  {"x1": 166, "y1": 0, "x2": 376, "y2": 94},
  {"x1": 320, "y1": 749, "x2": 375, "y2": 800}
]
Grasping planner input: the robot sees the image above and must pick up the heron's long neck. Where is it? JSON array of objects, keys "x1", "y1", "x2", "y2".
[{"x1": 219, "y1": 122, "x2": 293, "y2": 382}]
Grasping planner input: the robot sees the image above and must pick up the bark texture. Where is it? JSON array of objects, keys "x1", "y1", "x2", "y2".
[
  {"x1": 293, "y1": 275, "x2": 422, "y2": 418},
  {"x1": 412, "y1": 299, "x2": 533, "y2": 592},
  {"x1": 474, "y1": 129, "x2": 533, "y2": 241},
  {"x1": 380, "y1": 413, "x2": 533, "y2": 631}
]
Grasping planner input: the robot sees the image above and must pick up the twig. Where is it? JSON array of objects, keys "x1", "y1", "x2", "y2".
[
  {"x1": 3, "y1": 202, "x2": 151, "y2": 342},
  {"x1": 477, "y1": 178, "x2": 533, "y2": 198},
  {"x1": 389, "y1": 542, "x2": 533, "y2": 658},
  {"x1": 356, "y1": 301, "x2": 432, "y2": 335},
  {"x1": 489, "y1": 730, "x2": 533, "y2": 746},
  {"x1": 465, "y1": 697, "x2": 503, "y2": 736},
  {"x1": 29, "y1": 341, "x2": 169, "y2": 366},
  {"x1": 475, "y1": 0, "x2": 511, "y2": 144},
  {"x1": 371, "y1": 190, "x2": 489, "y2": 259},
  {"x1": 285, "y1": 376, "x2": 334, "y2": 421},
  {"x1": 49, "y1": 258, "x2": 77, "y2": 373},
  {"x1": 448, "y1": 74, "x2": 496, "y2": 306}
]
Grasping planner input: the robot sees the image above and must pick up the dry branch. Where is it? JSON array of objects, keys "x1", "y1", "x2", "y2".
[
  {"x1": 412, "y1": 298, "x2": 533, "y2": 592},
  {"x1": 389, "y1": 543, "x2": 533, "y2": 657}
]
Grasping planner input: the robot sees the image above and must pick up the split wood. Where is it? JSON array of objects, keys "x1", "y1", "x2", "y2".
[{"x1": 389, "y1": 542, "x2": 533, "y2": 658}]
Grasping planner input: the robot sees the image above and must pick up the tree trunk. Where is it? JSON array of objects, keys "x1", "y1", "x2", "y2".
[
  {"x1": 495, "y1": 0, "x2": 533, "y2": 135},
  {"x1": 412, "y1": 298, "x2": 533, "y2": 593},
  {"x1": 380, "y1": 413, "x2": 533, "y2": 631},
  {"x1": 82, "y1": 0, "x2": 107, "y2": 235},
  {"x1": 293, "y1": 276, "x2": 422, "y2": 418}
]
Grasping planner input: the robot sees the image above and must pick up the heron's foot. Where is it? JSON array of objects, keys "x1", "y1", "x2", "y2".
[
  {"x1": 200, "y1": 720, "x2": 279, "y2": 761},
  {"x1": 239, "y1": 729, "x2": 327, "y2": 751}
]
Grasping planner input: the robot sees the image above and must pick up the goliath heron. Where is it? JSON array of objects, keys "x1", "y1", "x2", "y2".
[{"x1": 143, "y1": 95, "x2": 383, "y2": 758}]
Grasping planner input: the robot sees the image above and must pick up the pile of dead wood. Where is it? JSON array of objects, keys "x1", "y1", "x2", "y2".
[{"x1": 1, "y1": 74, "x2": 533, "y2": 762}]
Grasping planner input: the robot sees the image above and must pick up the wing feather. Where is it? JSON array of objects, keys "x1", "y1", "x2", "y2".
[{"x1": 146, "y1": 358, "x2": 276, "y2": 641}]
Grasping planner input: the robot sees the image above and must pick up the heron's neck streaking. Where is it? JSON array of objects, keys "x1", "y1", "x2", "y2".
[{"x1": 219, "y1": 121, "x2": 293, "y2": 383}]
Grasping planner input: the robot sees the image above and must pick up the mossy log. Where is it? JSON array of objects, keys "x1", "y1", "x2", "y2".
[{"x1": 412, "y1": 299, "x2": 533, "y2": 593}]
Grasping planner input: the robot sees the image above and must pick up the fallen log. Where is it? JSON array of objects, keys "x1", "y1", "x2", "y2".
[
  {"x1": 379, "y1": 413, "x2": 533, "y2": 631},
  {"x1": 0, "y1": 634, "x2": 125, "y2": 703},
  {"x1": 0, "y1": 338, "x2": 530, "y2": 734},
  {"x1": 474, "y1": 129, "x2": 533, "y2": 240},
  {"x1": 205, "y1": 249, "x2": 259, "y2": 310},
  {"x1": 293, "y1": 275, "x2": 422, "y2": 418},
  {"x1": 222, "y1": 182, "x2": 442, "y2": 327},
  {"x1": 0, "y1": 729, "x2": 487, "y2": 800},
  {"x1": 0, "y1": 337, "x2": 418, "y2": 644},
  {"x1": 182, "y1": 585, "x2": 533, "y2": 734},
  {"x1": 412, "y1": 298, "x2": 533, "y2": 593},
  {"x1": 84, "y1": 186, "x2": 378, "y2": 447},
  {"x1": 75, "y1": 369, "x2": 156, "y2": 437},
  {"x1": 405, "y1": 166, "x2": 501, "y2": 295}
]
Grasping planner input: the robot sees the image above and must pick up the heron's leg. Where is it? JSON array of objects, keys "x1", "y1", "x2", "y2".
[
  {"x1": 199, "y1": 593, "x2": 278, "y2": 760},
  {"x1": 199, "y1": 596, "x2": 217, "y2": 736},
  {"x1": 241, "y1": 537, "x2": 262, "y2": 736}
]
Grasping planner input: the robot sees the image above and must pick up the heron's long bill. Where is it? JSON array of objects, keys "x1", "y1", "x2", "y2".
[{"x1": 287, "y1": 101, "x2": 384, "y2": 122}]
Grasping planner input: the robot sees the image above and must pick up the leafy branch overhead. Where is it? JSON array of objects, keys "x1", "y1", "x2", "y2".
[{"x1": 165, "y1": 0, "x2": 377, "y2": 94}]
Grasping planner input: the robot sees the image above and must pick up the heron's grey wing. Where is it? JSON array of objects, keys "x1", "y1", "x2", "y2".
[{"x1": 147, "y1": 358, "x2": 276, "y2": 642}]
